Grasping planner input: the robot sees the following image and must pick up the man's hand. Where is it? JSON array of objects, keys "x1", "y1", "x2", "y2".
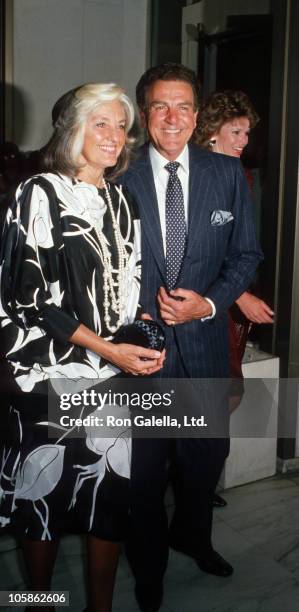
[
  {"x1": 236, "y1": 292, "x2": 274, "y2": 323},
  {"x1": 157, "y1": 286, "x2": 213, "y2": 325}
]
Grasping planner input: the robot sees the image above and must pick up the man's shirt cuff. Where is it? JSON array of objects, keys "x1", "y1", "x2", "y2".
[{"x1": 201, "y1": 298, "x2": 216, "y2": 321}]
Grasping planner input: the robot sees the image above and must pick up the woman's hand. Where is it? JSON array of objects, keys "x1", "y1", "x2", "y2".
[
  {"x1": 236, "y1": 292, "x2": 274, "y2": 323},
  {"x1": 70, "y1": 323, "x2": 165, "y2": 376},
  {"x1": 106, "y1": 342, "x2": 166, "y2": 376},
  {"x1": 141, "y1": 312, "x2": 153, "y2": 321}
]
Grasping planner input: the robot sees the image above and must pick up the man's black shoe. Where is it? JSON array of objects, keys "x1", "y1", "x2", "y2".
[
  {"x1": 170, "y1": 539, "x2": 233, "y2": 577},
  {"x1": 196, "y1": 550, "x2": 233, "y2": 576},
  {"x1": 213, "y1": 493, "x2": 227, "y2": 507},
  {"x1": 135, "y1": 582, "x2": 163, "y2": 612}
]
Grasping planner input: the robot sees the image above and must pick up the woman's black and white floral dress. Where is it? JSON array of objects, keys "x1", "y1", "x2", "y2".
[{"x1": 0, "y1": 173, "x2": 141, "y2": 541}]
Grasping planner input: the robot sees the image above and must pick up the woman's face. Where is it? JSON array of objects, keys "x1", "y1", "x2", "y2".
[
  {"x1": 79, "y1": 100, "x2": 127, "y2": 173},
  {"x1": 211, "y1": 116, "x2": 250, "y2": 157}
]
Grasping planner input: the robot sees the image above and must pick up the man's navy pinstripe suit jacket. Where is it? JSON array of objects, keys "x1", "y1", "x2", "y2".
[{"x1": 121, "y1": 143, "x2": 263, "y2": 378}]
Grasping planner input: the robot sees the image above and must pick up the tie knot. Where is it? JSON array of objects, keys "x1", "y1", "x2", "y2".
[{"x1": 165, "y1": 161, "x2": 180, "y2": 176}]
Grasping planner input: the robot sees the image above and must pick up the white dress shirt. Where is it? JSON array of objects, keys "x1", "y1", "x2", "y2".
[
  {"x1": 149, "y1": 143, "x2": 216, "y2": 319},
  {"x1": 149, "y1": 143, "x2": 189, "y2": 253}
]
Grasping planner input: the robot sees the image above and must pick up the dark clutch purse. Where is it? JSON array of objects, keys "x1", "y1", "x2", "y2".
[{"x1": 112, "y1": 319, "x2": 165, "y2": 352}]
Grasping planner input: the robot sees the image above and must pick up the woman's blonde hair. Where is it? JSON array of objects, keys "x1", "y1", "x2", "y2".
[
  {"x1": 43, "y1": 83, "x2": 135, "y2": 180},
  {"x1": 195, "y1": 90, "x2": 259, "y2": 149}
]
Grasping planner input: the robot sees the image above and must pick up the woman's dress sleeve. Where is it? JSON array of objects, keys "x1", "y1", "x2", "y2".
[{"x1": 0, "y1": 179, "x2": 80, "y2": 347}]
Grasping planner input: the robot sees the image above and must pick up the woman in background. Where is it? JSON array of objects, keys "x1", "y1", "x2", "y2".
[
  {"x1": 0, "y1": 83, "x2": 164, "y2": 612},
  {"x1": 196, "y1": 90, "x2": 274, "y2": 506}
]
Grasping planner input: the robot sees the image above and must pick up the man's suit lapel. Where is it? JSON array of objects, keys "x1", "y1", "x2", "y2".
[
  {"x1": 127, "y1": 145, "x2": 166, "y2": 280},
  {"x1": 186, "y1": 144, "x2": 213, "y2": 258},
  {"x1": 125, "y1": 144, "x2": 214, "y2": 283}
]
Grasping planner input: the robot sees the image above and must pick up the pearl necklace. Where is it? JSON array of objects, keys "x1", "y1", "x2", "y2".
[{"x1": 92, "y1": 179, "x2": 129, "y2": 333}]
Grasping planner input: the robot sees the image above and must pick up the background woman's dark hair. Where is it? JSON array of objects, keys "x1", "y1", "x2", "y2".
[
  {"x1": 136, "y1": 62, "x2": 201, "y2": 113},
  {"x1": 195, "y1": 90, "x2": 259, "y2": 149},
  {"x1": 42, "y1": 83, "x2": 136, "y2": 180},
  {"x1": 51, "y1": 87, "x2": 80, "y2": 127}
]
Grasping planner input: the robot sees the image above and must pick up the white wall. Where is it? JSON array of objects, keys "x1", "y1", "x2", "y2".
[
  {"x1": 182, "y1": 0, "x2": 270, "y2": 69},
  {"x1": 220, "y1": 352, "x2": 279, "y2": 488},
  {"x1": 12, "y1": 0, "x2": 150, "y2": 150}
]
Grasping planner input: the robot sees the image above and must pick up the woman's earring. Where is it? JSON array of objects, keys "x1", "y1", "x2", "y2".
[{"x1": 208, "y1": 139, "x2": 216, "y2": 147}]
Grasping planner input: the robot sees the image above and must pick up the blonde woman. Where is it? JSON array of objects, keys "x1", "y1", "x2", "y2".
[{"x1": 0, "y1": 84, "x2": 164, "y2": 612}]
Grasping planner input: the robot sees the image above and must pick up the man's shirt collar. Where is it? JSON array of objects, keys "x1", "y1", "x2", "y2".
[{"x1": 149, "y1": 143, "x2": 189, "y2": 175}]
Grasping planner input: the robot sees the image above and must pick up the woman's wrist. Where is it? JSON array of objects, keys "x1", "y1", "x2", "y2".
[
  {"x1": 69, "y1": 323, "x2": 116, "y2": 363},
  {"x1": 236, "y1": 291, "x2": 249, "y2": 307},
  {"x1": 96, "y1": 337, "x2": 117, "y2": 362}
]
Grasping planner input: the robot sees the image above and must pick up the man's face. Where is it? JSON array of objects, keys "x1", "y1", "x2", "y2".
[{"x1": 141, "y1": 79, "x2": 198, "y2": 160}]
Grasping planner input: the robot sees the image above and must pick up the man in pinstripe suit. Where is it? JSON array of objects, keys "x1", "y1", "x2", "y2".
[{"x1": 121, "y1": 64, "x2": 263, "y2": 612}]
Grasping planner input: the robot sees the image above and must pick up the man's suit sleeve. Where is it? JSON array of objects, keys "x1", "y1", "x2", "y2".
[{"x1": 204, "y1": 162, "x2": 263, "y2": 316}]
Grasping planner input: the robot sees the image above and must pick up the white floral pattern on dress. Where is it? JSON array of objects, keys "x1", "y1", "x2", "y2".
[{"x1": 0, "y1": 174, "x2": 140, "y2": 539}]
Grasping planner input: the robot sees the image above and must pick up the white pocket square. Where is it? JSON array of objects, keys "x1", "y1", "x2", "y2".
[{"x1": 210, "y1": 210, "x2": 234, "y2": 226}]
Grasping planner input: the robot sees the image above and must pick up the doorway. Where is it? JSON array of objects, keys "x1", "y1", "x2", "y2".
[{"x1": 195, "y1": 10, "x2": 286, "y2": 354}]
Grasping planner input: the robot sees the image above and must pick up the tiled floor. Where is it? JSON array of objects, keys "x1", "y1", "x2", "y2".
[{"x1": 1, "y1": 474, "x2": 299, "y2": 611}]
